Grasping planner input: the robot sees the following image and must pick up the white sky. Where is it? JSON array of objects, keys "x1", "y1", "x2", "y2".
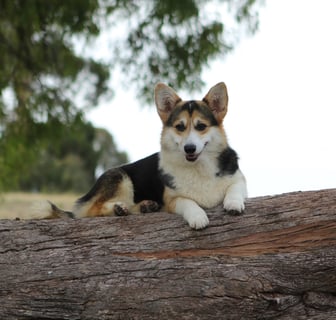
[{"x1": 88, "y1": 0, "x2": 336, "y2": 197}]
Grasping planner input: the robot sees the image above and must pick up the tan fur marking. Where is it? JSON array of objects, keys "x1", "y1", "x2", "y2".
[
  {"x1": 171, "y1": 110, "x2": 213, "y2": 136},
  {"x1": 86, "y1": 201, "x2": 104, "y2": 217},
  {"x1": 163, "y1": 190, "x2": 177, "y2": 213},
  {"x1": 85, "y1": 176, "x2": 134, "y2": 217}
]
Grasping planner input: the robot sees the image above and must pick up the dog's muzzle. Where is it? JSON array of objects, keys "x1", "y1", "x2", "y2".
[{"x1": 184, "y1": 144, "x2": 198, "y2": 162}]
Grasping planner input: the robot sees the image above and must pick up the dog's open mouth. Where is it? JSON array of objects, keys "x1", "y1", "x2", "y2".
[{"x1": 185, "y1": 153, "x2": 199, "y2": 162}]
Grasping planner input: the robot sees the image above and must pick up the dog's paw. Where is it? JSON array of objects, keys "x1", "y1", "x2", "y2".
[
  {"x1": 225, "y1": 208, "x2": 244, "y2": 216},
  {"x1": 184, "y1": 209, "x2": 209, "y2": 230},
  {"x1": 223, "y1": 198, "x2": 245, "y2": 215},
  {"x1": 113, "y1": 202, "x2": 129, "y2": 216},
  {"x1": 139, "y1": 200, "x2": 160, "y2": 213}
]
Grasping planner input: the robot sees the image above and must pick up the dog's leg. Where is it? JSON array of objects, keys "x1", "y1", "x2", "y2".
[
  {"x1": 101, "y1": 201, "x2": 129, "y2": 216},
  {"x1": 73, "y1": 170, "x2": 135, "y2": 218},
  {"x1": 223, "y1": 175, "x2": 247, "y2": 215},
  {"x1": 167, "y1": 197, "x2": 209, "y2": 229},
  {"x1": 132, "y1": 200, "x2": 161, "y2": 214}
]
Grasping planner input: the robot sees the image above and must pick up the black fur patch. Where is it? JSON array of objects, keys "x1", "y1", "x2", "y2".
[
  {"x1": 159, "y1": 169, "x2": 176, "y2": 190},
  {"x1": 166, "y1": 100, "x2": 218, "y2": 126},
  {"x1": 121, "y1": 153, "x2": 164, "y2": 206},
  {"x1": 216, "y1": 147, "x2": 239, "y2": 177},
  {"x1": 76, "y1": 169, "x2": 124, "y2": 205},
  {"x1": 76, "y1": 153, "x2": 164, "y2": 207}
]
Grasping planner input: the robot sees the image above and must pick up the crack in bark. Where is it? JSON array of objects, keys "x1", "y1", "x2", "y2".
[{"x1": 114, "y1": 221, "x2": 336, "y2": 260}]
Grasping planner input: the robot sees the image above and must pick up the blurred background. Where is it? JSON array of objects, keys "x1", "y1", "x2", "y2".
[{"x1": 0, "y1": 0, "x2": 335, "y2": 204}]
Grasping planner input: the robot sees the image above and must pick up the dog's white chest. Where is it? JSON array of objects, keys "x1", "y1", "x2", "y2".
[{"x1": 164, "y1": 162, "x2": 233, "y2": 209}]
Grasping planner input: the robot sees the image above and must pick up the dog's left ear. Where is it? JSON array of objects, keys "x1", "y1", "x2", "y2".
[
  {"x1": 155, "y1": 83, "x2": 182, "y2": 122},
  {"x1": 203, "y1": 82, "x2": 228, "y2": 122}
]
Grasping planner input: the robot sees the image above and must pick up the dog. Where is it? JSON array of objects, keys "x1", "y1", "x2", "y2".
[{"x1": 47, "y1": 82, "x2": 247, "y2": 229}]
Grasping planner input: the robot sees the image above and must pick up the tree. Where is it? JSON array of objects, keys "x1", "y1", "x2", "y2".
[
  {"x1": 94, "y1": 128, "x2": 128, "y2": 174},
  {"x1": 16, "y1": 120, "x2": 128, "y2": 193},
  {"x1": 0, "y1": 0, "x2": 262, "y2": 191},
  {"x1": 0, "y1": 0, "x2": 111, "y2": 190},
  {"x1": 0, "y1": 189, "x2": 335, "y2": 319},
  {"x1": 111, "y1": 0, "x2": 261, "y2": 101}
]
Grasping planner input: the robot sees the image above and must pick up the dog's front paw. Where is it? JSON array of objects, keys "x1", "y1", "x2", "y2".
[
  {"x1": 139, "y1": 200, "x2": 160, "y2": 213},
  {"x1": 184, "y1": 209, "x2": 209, "y2": 230},
  {"x1": 223, "y1": 198, "x2": 245, "y2": 215}
]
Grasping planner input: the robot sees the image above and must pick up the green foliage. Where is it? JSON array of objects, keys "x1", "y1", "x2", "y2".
[
  {"x1": 110, "y1": 0, "x2": 262, "y2": 101},
  {"x1": 0, "y1": 0, "x2": 115, "y2": 192},
  {"x1": 1, "y1": 115, "x2": 127, "y2": 192},
  {"x1": 0, "y1": 0, "x2": 110, "y2": 115},
  {"x1": 0, "y1": 0, "x2": 261, "y2": 192},
  {"x1": 94, "y1": 128, "x2": 128, "y2": 172}
]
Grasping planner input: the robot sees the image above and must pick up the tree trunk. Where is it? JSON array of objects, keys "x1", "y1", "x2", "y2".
[{"x1": 0, "y1": 189, "x2": 336, "y2": 320}]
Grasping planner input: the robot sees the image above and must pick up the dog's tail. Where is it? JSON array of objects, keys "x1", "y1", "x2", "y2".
[
  {"x1": 31, "y1": 201, "x2": 75, "y2": 219},
  {"x1": 47, "y1": 201, "x2": 75, "y2": 219}
]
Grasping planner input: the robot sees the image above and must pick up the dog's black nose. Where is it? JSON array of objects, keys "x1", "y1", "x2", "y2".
[{"x1": 184, "y1": 144, "x2": 196, "y2": 154}]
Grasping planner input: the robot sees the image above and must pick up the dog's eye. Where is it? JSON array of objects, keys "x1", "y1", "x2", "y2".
[
  {"x1": 175, "y1": 123, "x2": 185, "y2": 132},
  {"x1": 195, "y1": 123, "x2": 207, "y2": 131}
]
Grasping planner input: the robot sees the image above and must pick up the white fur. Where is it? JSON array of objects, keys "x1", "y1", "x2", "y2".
[
  {"x1": 223, "y1": 174, "x2": 247, "y2": 212},
  {"x1": 175, "y1": 198, "x2": 209, "y2": 229},
  {"x1": 184, "y1": 130, "x2": 207, "y2": 154},
  {"x1": 160, "y1": 127, "x2": 247, "y2": 231},
  {"x1": 161, "y1": 145, "x2": 246, "y2": 210}
]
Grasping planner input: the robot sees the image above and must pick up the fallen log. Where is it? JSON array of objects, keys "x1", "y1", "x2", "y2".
[{"x1": 0, "y1": 188, "x2": 336, "y2": 320}]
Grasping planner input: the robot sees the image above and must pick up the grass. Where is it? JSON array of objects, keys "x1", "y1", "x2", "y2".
[{"x1": 0, "y1": 192, "x2": 79, "y2": 220}]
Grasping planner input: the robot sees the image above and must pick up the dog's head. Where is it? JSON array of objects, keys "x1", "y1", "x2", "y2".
[{"x1": 155, "y1": 82, "x2": 229, "y2": 162}]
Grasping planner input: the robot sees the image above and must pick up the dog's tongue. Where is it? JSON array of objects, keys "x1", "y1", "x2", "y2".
[{"x1": 186, "y1": 154, "x2": 198, "y2": 162}]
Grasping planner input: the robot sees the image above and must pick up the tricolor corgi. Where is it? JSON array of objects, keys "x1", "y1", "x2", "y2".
[{"x1": 48, "y1": 82, "x2": 247, "y2": 229}]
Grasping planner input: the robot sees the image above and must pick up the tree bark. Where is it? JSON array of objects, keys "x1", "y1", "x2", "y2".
[{"x1": 0, "y1": 189, "x2": 336, "y2": 320}]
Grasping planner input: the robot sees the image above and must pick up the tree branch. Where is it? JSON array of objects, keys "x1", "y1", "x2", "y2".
[{"x1": 0, "y1": 189, "x2": 335, "y2": 319}]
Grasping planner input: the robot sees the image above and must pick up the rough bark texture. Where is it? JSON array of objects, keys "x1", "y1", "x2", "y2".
[{"x1": 0, "y1": 189, "x2": 336, "y2": 320}]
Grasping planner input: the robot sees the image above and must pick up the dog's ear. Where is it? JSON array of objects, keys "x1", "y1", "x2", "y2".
[
  {"x1": 155, "y1": 83, "x2": 181, "y2": 122},
  {"x1": 203, "y1": 82, "x2": 228, "y2": 122}
]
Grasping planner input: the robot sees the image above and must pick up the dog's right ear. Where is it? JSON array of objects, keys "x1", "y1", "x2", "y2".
[{"x1": 154, "y1": 83, "x2": 181, "y2": 122}]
